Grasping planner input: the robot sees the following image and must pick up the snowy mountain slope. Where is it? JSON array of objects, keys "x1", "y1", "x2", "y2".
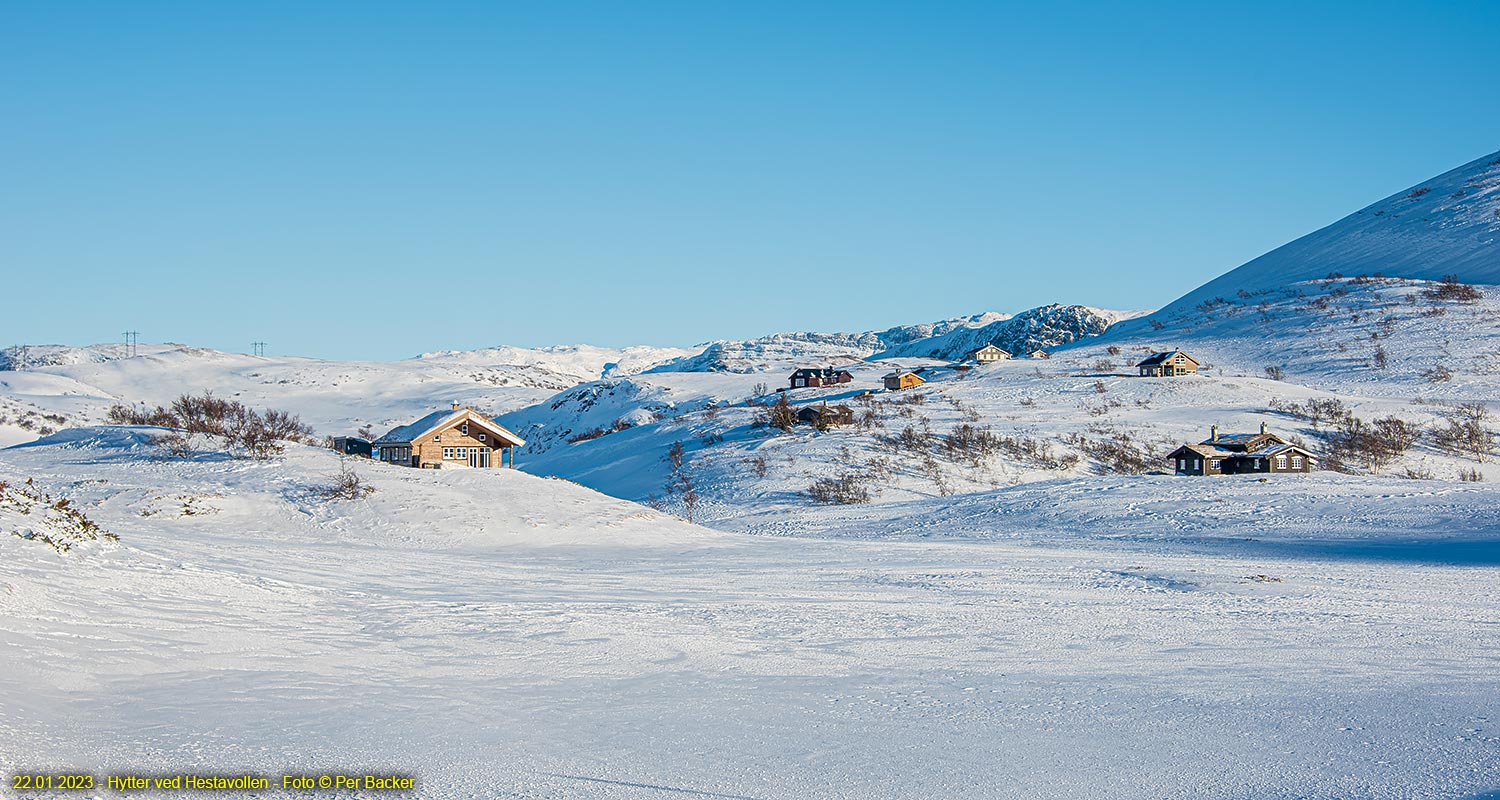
[
  {"x1": 1074, "y1": 273, "x2": 1500, "y2": 398},
  {"x1": 4, "y1": 428, "x2": 1500, "y2": 798},
  {"x1": 1112, "y1": 148, "x2": 1500, "y2": 339}
]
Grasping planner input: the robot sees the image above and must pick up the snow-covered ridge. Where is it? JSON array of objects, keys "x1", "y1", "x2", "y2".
[
  {"x1": 643, "y1": 308, "x2": 1148, "y2": 373},
  {"x1": 874, "y1": 304, "x2": 1150, "y2": 361}
]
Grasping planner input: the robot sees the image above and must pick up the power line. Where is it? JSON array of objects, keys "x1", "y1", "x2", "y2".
[
  {"x1": 122, "y1": 330, "x2": 139, "y2": 357},
  {"x1": 252, "y1": 341, "x2": 267, "y2": 357}
]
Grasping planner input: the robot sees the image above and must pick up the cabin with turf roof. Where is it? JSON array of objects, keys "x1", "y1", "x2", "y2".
[
  {"x1": 373, "y1": 402, "x2": 526, "y2": 469},
  {"x1": 1168, "y1": 423, "x2": 1317, "y2": 476}
]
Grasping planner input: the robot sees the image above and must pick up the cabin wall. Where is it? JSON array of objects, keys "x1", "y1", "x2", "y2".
[{"x1": 413, "y1": 417, "x2": 507, "y2": 468}]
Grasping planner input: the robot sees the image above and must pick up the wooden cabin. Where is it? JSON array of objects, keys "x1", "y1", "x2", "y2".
[
  {"x1": 883, "y1": 370, "x2": 926, "y2": 391},
  {"x1": 796, "y1": 403, "x2": 855, "y2": 428},
  {"x1": 1028, "y1": 349, "x2": 1050, "y2": 359},
  {"x1": 789, "y1": 367, "x2": 854, "y2": 389},
  {"x1": 331, "y1": 436, "x2": 373, "y2": 458},
  {"x1": 1137, "y1": 349, "x2": 1200, "y2": 377},
  {"x1": 1168, "y1": 423, "x2": 1317, "y2": 476},
  {"x1": 373, "y1": 402, "x2": 526, "y2": 469},
  {"x1": 967, "y1": 343, "x2": 1013, "y2": 363}
]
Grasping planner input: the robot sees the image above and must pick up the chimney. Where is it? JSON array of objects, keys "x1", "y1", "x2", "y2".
[
  {"x1": 1210, "y1": 425, "x2": 1218, "y2": 441},
  {"x1": 1260, "y1": 421, "x2": 1268, "y2": 435},
  {"x1": 451, "y1": 401, "x2": 462, "y2": 411}
]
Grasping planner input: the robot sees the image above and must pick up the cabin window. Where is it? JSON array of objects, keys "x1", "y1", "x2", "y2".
[
  {"x1": 1291, "y1": 456, "x2": 1303, "y2": 469},
  {"x1": 1275, "y1": 455, "x2": 1288, "y2": 469},
  {"x1": 461, "y1": 423, "x2": 469, "y2": 435},
  {"x1": 479, "y1": 434, "x2": 486, "y2": 441},
  {"x1": 434, "y1": 435, "x2": 440, "y2": 442},
  {"x1": 1174, "y1": 355, "x2": 1185, "y2": 364},
  {"x1": 1209, "y1": 459, "x2": 1220, "y2": 470}
]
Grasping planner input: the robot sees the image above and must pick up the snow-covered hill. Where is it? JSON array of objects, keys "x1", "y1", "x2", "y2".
[
  {"x1": 1113, "y1": 148, "x2": 1500, "y2": 338},
  {"x1": 0, "y1": 342, "x2": 693, "y2": 447}
]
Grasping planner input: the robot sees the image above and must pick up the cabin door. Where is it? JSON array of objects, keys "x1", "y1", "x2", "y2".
[{"x1": 470, "y1": 448, "x2": 490, "y2": 468}]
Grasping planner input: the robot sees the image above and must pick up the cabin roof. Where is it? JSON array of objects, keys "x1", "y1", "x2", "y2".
[
  {"x1": 1246, "y1": 443, "x2": 1317, "y2": 458},
  {"x1": 1136, "y1": 349, "x2": 1199, "y2": 367},
  {"x1": 1172, "y1": 441, "x2": 1315, "y2": 460},
  {"x1": 1171, "y1": 443, "x2": 1236, "y2": 458},
  {"x1": 969, "y1": 343, "x2": 1013, "y2": 356},
  {"x1": 373, "y1": 408, "x2": 526, "y2": 448}
]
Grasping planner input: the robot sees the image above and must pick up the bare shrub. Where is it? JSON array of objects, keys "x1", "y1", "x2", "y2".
[
  {"x1": 109, "y1": 392, "x2": 313, "y2": 460},
  {"x1": 1458, "y1": 468, "x2": 1485, "y2": 482},
  {"x1": 319, "y1": 462, "x2": 376, "y2": 501},
  {"x1": 1423, "y1": 275, "x2": 1482, "y2": 304},
  {"x1": 1066, "y1": 431, "x2": 1159, "y2": 474},
  {"x1": 769, "y1": 393, "x2": 796, "y2": 432},
  {"x1": 1264, "y1": 366, "x2": 1285, "y2": 381},
  {"x1": 663, "y1": 441, "x2": 700, "y2": 522},
  {"x1": 1432, "y1": 402, "x2": 1494, "y2": 463},
  {"x1": 157, "y1": 430, "x2": 202, "y2": 460},
  {"x1": 806, "y1": 472, "x2": 873, "y2": 504},
  {"x1": 1423, "y1": 365, "x2": 1453, "y2": 383},
  {"x1": 1402, "y1": 465, "x2": 1435, "y2": 480}
]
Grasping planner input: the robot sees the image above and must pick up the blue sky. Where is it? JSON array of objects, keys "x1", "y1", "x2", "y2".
[{"x1": 3, "y1": 1, "x2": 1498, "y2": 360}]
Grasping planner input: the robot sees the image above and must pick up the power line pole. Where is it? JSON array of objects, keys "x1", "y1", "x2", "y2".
[
  {"x1": 7, "y1": 344, "x2": 26, "y2": 371},
  {"x1": 122, "y1": 330, "x2": 139, "y2": 357},
  {"x1": 252, "y1": 341, "x2": 267, "y2": 357}
]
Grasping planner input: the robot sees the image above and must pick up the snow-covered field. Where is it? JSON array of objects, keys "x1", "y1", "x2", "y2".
[{"x1": 3, "y1": 430, "x2": 1499, "y2": 798}]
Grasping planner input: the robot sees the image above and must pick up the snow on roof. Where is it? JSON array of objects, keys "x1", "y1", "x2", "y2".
[
  {"x1": 1172, "y1": 443, "x2": 1236, "y2": 458},
  {"x1": 1136, "y1": 349, "x2": 1197, "y2": 367},
  {"x1": 373, "y1": 408, "x2": 525, "y2": 447},
  {"x1": 1247, "y1": 443, "x2": 1316, "y2": 458},
  {"x1": 1209, "y1": 432, "x2": 1266, "y2": 445}
]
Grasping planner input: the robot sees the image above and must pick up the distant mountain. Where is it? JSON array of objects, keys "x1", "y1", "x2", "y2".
[
  {"x1": 873, "y1": 304, "x2": 1148, "y2": 361},
  {"x1": 647, "y1": 307, "x2": 1146, "y2": 373}
]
